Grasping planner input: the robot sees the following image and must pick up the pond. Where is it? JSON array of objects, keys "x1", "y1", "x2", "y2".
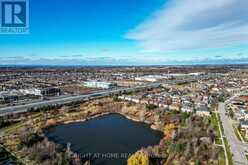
[{"x1": 45, "y1": 113, "x2": 163, "y2": 165}]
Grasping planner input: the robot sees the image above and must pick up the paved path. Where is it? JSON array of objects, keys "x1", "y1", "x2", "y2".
[
  {"x1": 219, "y1": 102, "x2": 248, "y2": 165},
  {"x1": 215, "y1": 110, "x2": 229, "y2": 164}
]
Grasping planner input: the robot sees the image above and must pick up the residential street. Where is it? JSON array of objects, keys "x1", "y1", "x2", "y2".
[{"x1": 219, "y1": 102, "x2": 248, "y2": 165}]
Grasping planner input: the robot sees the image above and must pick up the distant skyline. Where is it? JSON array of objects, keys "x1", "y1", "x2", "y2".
[{"x1": 1, "y1": 0, "x2": 248, "y2": 65}]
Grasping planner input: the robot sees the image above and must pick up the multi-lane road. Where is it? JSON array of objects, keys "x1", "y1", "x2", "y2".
[
  {"x1": 0, "y1": 74, "x2": 219, "y2": 116},
  {"x1": 219, "y1": 102, "x2": 248, "y2": 165},
  {"x1": 0, "y1": 83, "x2": 161, "y2": 116}
]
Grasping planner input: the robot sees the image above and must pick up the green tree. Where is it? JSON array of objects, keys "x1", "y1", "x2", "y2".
[{"x1": 145, "y1": 104, "x2": 158, "y2": 110}]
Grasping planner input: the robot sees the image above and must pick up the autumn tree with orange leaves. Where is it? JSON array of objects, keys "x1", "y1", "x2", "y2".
[{"x1": 164, "y1": 123, "x2": 177, "y2": 139}]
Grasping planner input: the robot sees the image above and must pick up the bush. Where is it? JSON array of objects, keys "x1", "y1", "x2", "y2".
[
  {"x1": 18, "y1": 132, "x2": 44, "y2": 149},
  {"x1": 128, "y1": 152, "x2": 149, "y2": 165},
  {"x1": 145, "y1": 104, "x2": 158, "y2": 110}
]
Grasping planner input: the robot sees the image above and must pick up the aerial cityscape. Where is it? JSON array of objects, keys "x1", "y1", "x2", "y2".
[{"x1": 1, "y1": 0, "x2": 248, "y2": 165}]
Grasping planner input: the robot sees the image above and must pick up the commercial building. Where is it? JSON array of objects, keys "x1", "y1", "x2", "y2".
[
  {"x1": 83, "y1": 81, "x2": 117, "y2": 89},
  {"x1": 19, "y1": 88, "x2": 42, "y2": 96},
  {"x1": 135, "y1": 75, "x2": 167, "y2": 82},
  {"x1": 20, "y1": 87, "x2": 61, "y2": 97},
  {"x1": 41, "y1": 87, "x2": 61, "y2": 96},
  {"x1": 0, "y1": 90, "x2": 21, "y2": 103}
]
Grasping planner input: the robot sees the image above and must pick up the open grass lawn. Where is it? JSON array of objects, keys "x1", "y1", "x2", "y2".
[
  {"x1": 2, "y1": 121, "x2": 25, "y2": 135},
  {"x1": 232, "y1": 124, "x2": 242, "y2": 142},
  {"x1": 240, "y1": 131, "x2": 248, "y2": 143},
  {"x1": 245, "y1": 154, "x2": 248, "y2": 161},
  {"x1": 218, "y1": 114, "x2": 225, "y2": 134},
  {"x1": 215, "y1": 138, "x2": 222, "y2": 145},
  {"x1": 223, "y1": 137, "x2": 233, "y2": 165},
  {"x1": 218, "y1": 147, "x2": 226, "y2": 165},
  {"x1": 209, "y1": 113, "x2": 221, "y2": 139}
]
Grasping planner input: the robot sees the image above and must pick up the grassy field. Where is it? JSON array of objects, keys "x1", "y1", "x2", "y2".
[
  {"x1": 232, "y1": 124, "x2": 242, "y2": 142},
  {"x1": 209, "y1": 113, "x2": 222, "y2": 144},
  {"x1": 223, "y1": 137, "x2": 233, "y2": 165},
  {"x1": 215, "y1": 138, "x2": 222, "y2": 145},
  {"x1": 1, "y1": 121, "x2": 25, "y2": 135},
  {"x1": 210, "y1": 112, "x2": 230, "y2": 164},
  {"x1": 239, "y1": 130, "x2": 248, "y2": 143},
  {"x1": 217, "y1": 114, "x2": 225, "y2": 134},
  {"x1": 218, "y1": 147, "x2": 226, "y2": 165}
]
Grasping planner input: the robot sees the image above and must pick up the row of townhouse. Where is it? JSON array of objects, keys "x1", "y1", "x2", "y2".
[{"x1": 118, "y1": 93, "x2": 211, "y2": 116}]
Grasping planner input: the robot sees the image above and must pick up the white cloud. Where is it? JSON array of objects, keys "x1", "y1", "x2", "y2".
[{"x1": 126, "y1": 0, "x2": 248, "y2": 52}]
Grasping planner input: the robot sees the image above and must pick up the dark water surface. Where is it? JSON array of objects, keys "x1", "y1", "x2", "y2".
[{"x1": 45, "y1": 114, "x2": 163, "y2": 165}]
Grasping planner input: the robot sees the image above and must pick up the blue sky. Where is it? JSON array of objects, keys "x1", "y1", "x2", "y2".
[{"x1": 0, "y1": 0, "x2": 248, "y2": 65}]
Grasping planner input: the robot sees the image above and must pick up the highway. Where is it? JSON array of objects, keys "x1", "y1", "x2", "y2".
[
  {"x1": 0, "y1": 83, "x2": 160, "y2": 116},
  {"x1": 218, "y1": 102, "x2": 248, "y2": 165},
  {"x1": 0, "y1": 74, "x2": 217, "y2": 116}
]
